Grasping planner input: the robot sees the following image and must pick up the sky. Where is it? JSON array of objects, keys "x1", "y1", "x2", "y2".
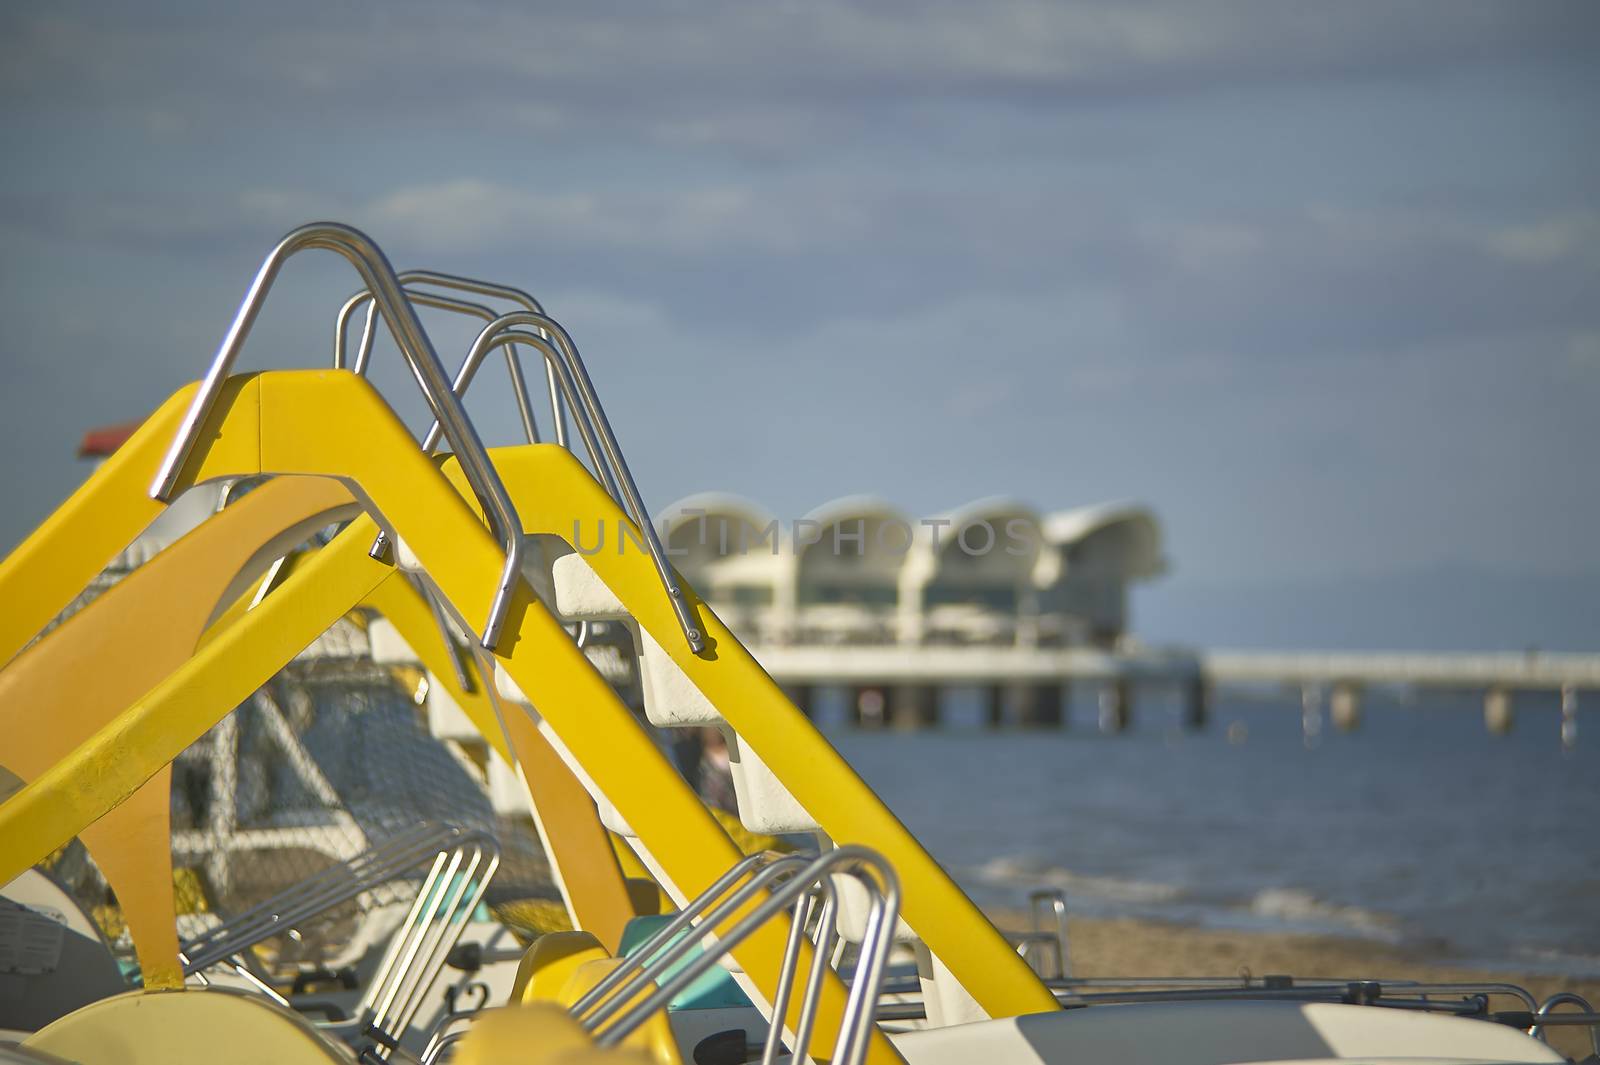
[{"x1": 1, "y1": 2, "x2": 1596, "y2": 650}]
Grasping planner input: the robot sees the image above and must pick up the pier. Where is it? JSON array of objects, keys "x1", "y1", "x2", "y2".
[
  {"x1": 750, "y1": 644, "x2": 1596, "y2": 744},
  {"x1": 643, "y1": 493, "x2": 1597, "y2": 746}
]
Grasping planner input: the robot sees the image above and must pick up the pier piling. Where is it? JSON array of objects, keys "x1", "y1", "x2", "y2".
[
  {"x1": 1018, "y1": 682, "x2": 1064, "y2": 728},
  {"x1": 1484, "y1": 686, "x2": 1515, "y2": 736},
  {"x1": 892, "y1": 684, "x2": 940, "y2": 730},
  {"x1": 1301, "y1": 684, "x2": 1324, "y2": 745},
  {"x1": 1330, "y1": 682, "x2": 1362, "y2": 733},
  {"x1": 785, "y1": 683, "x2": 814, "y2": 719},
  {"x1": 1561, "y1": 684, "x2": 1578, "y2": 750},
  {"x1": 1183, "y1": 675, "x2": 1209, "y2": 731},
  {"x1": 984, "y1": 684, "x2": 1006, "y2": 729},
  {"x1": 1098, "y1": 678, "x2": 1132, "y2": 734}
]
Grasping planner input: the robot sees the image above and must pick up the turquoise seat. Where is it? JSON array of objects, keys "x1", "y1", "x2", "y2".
[{"x1": 617, "y1": 915, "x2": 752, "y2": 1011}]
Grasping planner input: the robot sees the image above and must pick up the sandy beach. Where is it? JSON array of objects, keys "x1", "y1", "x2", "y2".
[{"x1": 990, "y1": 911, "x2": 1600, "y2": 1061}]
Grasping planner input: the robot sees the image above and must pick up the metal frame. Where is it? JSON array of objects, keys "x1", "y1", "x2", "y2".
[
  {"x1": 573, "y1": 846, "x2": 899, "y2": 1065},
  {"x1": 759, "y1": 875, "x2": 840, "y2": 1065},
  {"x1": 178, "y1": 821, "x2": 500, "y2": 1059},
  {"x1": 462, "y1": 312, "x2": 705, "y2": 653},
  {"x1": 1531, "y1": 991, "x2": 1599, "y2": 1055},
  {"x1": 1, "y1": 363, "x2": 1058, "y2": 1048},
  {"x1": 567, "y1": 851, "x2": 775, "y2": 1019},
  {"x1": 336, "y1": 276, "x2": 612, "y2": 651},
  {"x1": 1007, "y1": 889, "x2": 1070, "y2": 980},
  {"x1": 336, "y1": 287, "x2": 539, "y2": 448},
  {"x1": 148, "y1": 221, "x2": 524, "y2": 651},
  {"x1": 177, "y1": 822, "x2": 465, "y2": 975},
  {"x1": 343, "y1": 270, "x2": 571, "y2": 448},
  {"x1": 351, "y1": 829, "x2": 500, "y2": 1060}
]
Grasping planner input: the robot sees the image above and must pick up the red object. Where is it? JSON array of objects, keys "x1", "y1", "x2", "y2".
[{"x1": 77, "y1": 420, "x2": 143, "y2": 459}]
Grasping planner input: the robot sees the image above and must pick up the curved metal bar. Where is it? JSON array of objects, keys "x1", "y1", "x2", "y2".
[
  {"x1": 365, "y1": 327, "x2": 606, "y2": 654},
  {"x1": 762, "y1": 883, "x2": 838, "y2": 1065},
  {"x1": 179, "y1": 822, "x2": 457, "y2": 975},
  {"x1": 582, "y1": 855, "x2": 811, "y2": 1032},
  {"x1": 464, "y1": 311, "x2": 705, "y2": 653},
  {"x1": 420, "y1": 1028, "x2": 470, "y2": 1065},
  {"x1": 595, "y1": 844, "x2": 908, "y2": 1061},
  {"x1": 1531, "y1": 991, "x2": 1599, "y2": 1053},
  {"x1": 149, "y1": 221, "x2": 524, "y2": 650},
  {"x1": 832, "y1": 852, "x2": 900, "y2": 1065},
  {"x1": 335, "y1": 281, "x2": 543, "y2": 446},
  {"x1": 568, "y1": 850, "x2": 779, "y2": 1019},
  {"x1": 422, "y1": 330, "x2": 606, "y2": 478},
  {"x1": 595, "y1": 846, "x2": 899, "y2": 1065},
  {"x1": 392, "y1": 269, "x2": 570, "y2": 449},
  {"x1": 760, "y1": 888, "x2": 816, "y2": 1065}
]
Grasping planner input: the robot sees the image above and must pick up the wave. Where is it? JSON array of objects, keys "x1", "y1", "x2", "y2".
[
  {"x1": 970, "y1": 855, "x2": 1405, "y2": 942},
  {"x1": 969, "y1": 855, "x2": 1184, "y2": 903},
  {"x1": 1504, "y1": 944, "x2": 1600, "y2": 978},
  {"x1": 1247, "y1": 887, "x2": 1399, "y2": 939}
]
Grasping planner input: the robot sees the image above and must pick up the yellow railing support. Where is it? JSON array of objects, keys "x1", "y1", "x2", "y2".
[
  {"x1": 362, "y1": 577, "x2": 640, "y2": 951},
  {"x1": 0, "y1": 475, "x2": 355, "y2": 987},
  {"x1": 0, "y1": 378, "x2": 260, "y2": 667},
  {"x1": 0, "y1": 370, "x2": 901, "y2": 1062},
  {"x1": 441, "y1": 444, "x2": 1061, "y2": 1019}
]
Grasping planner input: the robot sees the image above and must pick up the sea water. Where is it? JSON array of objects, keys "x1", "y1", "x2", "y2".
[{"x1": 822, "y1": 688, "x2": 1600, "y2": 976}]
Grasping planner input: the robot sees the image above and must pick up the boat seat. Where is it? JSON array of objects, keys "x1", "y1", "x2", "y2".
[
  {"x1": 558, "y1": 960, "x2": 685, "y2": 1065},
  {"x1": 450, "y1": 1002, "x2": 654, "y2": 1065},
  {"x1": 23, "y1": 988, "x2": 353, "y2": 1065},
  {"x1": 513, "y1": 931, "x2": 610, "y2": 1005},
  {"x1": 1, "y1": 868, "x2": 128, "y2": 1034},
  {"x1": 888, "y1": 1000, "x2": 1565, "y2": 1065}
]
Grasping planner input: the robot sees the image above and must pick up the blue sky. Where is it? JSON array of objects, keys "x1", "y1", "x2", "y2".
[{"x1": 2, "y1": 2, "x2": 1596, "y2": 648}]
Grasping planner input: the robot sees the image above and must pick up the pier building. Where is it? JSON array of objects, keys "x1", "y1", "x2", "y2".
[{"x1": 657, "y1": 493, "x2": 1165, "y2": 653}]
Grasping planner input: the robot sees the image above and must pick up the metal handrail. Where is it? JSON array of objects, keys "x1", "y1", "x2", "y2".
[
  {"x1": 357, "y1": 832, "x2": 500, "y2": 1060},
  {"x1": 577, "y1": 855, "x2": 808, "y2": 1033},
  {"x1": 333, "y1": 279, "x2": 549, "y2": 448},
  {"x1": 342, "y1": 277, "x2": 702, "y2": 652},
  {"x1": 759, "y1": 876, "x2": 839, "y2": 1065},
  {"x1": 568, "y1": 851, "x2": 777, "y2": 1019},
  {"x1": 1023, "y1": 888, "x2": 1070, "y2": 980},
  {"x1": 1048, "y1": 981, "x2": 1541, "y2": 1012},
  {"x1": 1531, "y1": 991, "x2": 1599, "y2": 1054},
  {"x1": 344, "y1": 286, "x2": 604, "y2": 652},
  {"x1": 374, "y1": 325, "x2": 614, "y2": 653},
  {"x1": 368, "y1": 270, "x2": 571, "y2": 447},
  {"x1": 149, "y1": 222, "x2": 524, "y2": 650},
  {"x1": 180, "y1": 822, "x2": 498, "y2": 1060},
  {"x1": 339, "y1": 285, "x2": 572, "y2": 657},
  {"x1": 179, "y1": 822, "x2": 460, "y2": 974},
  {"x1": 462, "y1": 312, "x2": 705, "y2": 653},
  {"x1": 423, "y1": 329, "x2": 609, "y2": 487},
  {"x1": 583, "y1": 846, "x2": 899, "y2": 1065}
]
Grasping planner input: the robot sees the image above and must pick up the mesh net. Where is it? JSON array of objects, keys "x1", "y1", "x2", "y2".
[{"x1": 49, "y1": 609, "x2": 561, "y2": 976}]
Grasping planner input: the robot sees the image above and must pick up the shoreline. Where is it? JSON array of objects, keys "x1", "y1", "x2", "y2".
[{"x1": 988, "y1": 910, "x2": 1600, "y2": 1059}]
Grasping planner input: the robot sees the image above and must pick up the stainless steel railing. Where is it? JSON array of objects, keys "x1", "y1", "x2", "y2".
[
  {"x1": 150, "y1": 222, "x2": 524, "y2": 651},
  {"x1": 572, "y1": 846, "x2": 899, "y2": 1065}
]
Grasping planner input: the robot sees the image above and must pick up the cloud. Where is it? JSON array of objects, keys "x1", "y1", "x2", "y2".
[
  {"x1": 5, "y1": 163, "x2": 1593, "y2": 370},
  {"x1": 2, "y1": 0, "x2": 1598, "y2": 603},
  {"x1": 3, "y1": 2, "x2": 1593, "y2": 151}
]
